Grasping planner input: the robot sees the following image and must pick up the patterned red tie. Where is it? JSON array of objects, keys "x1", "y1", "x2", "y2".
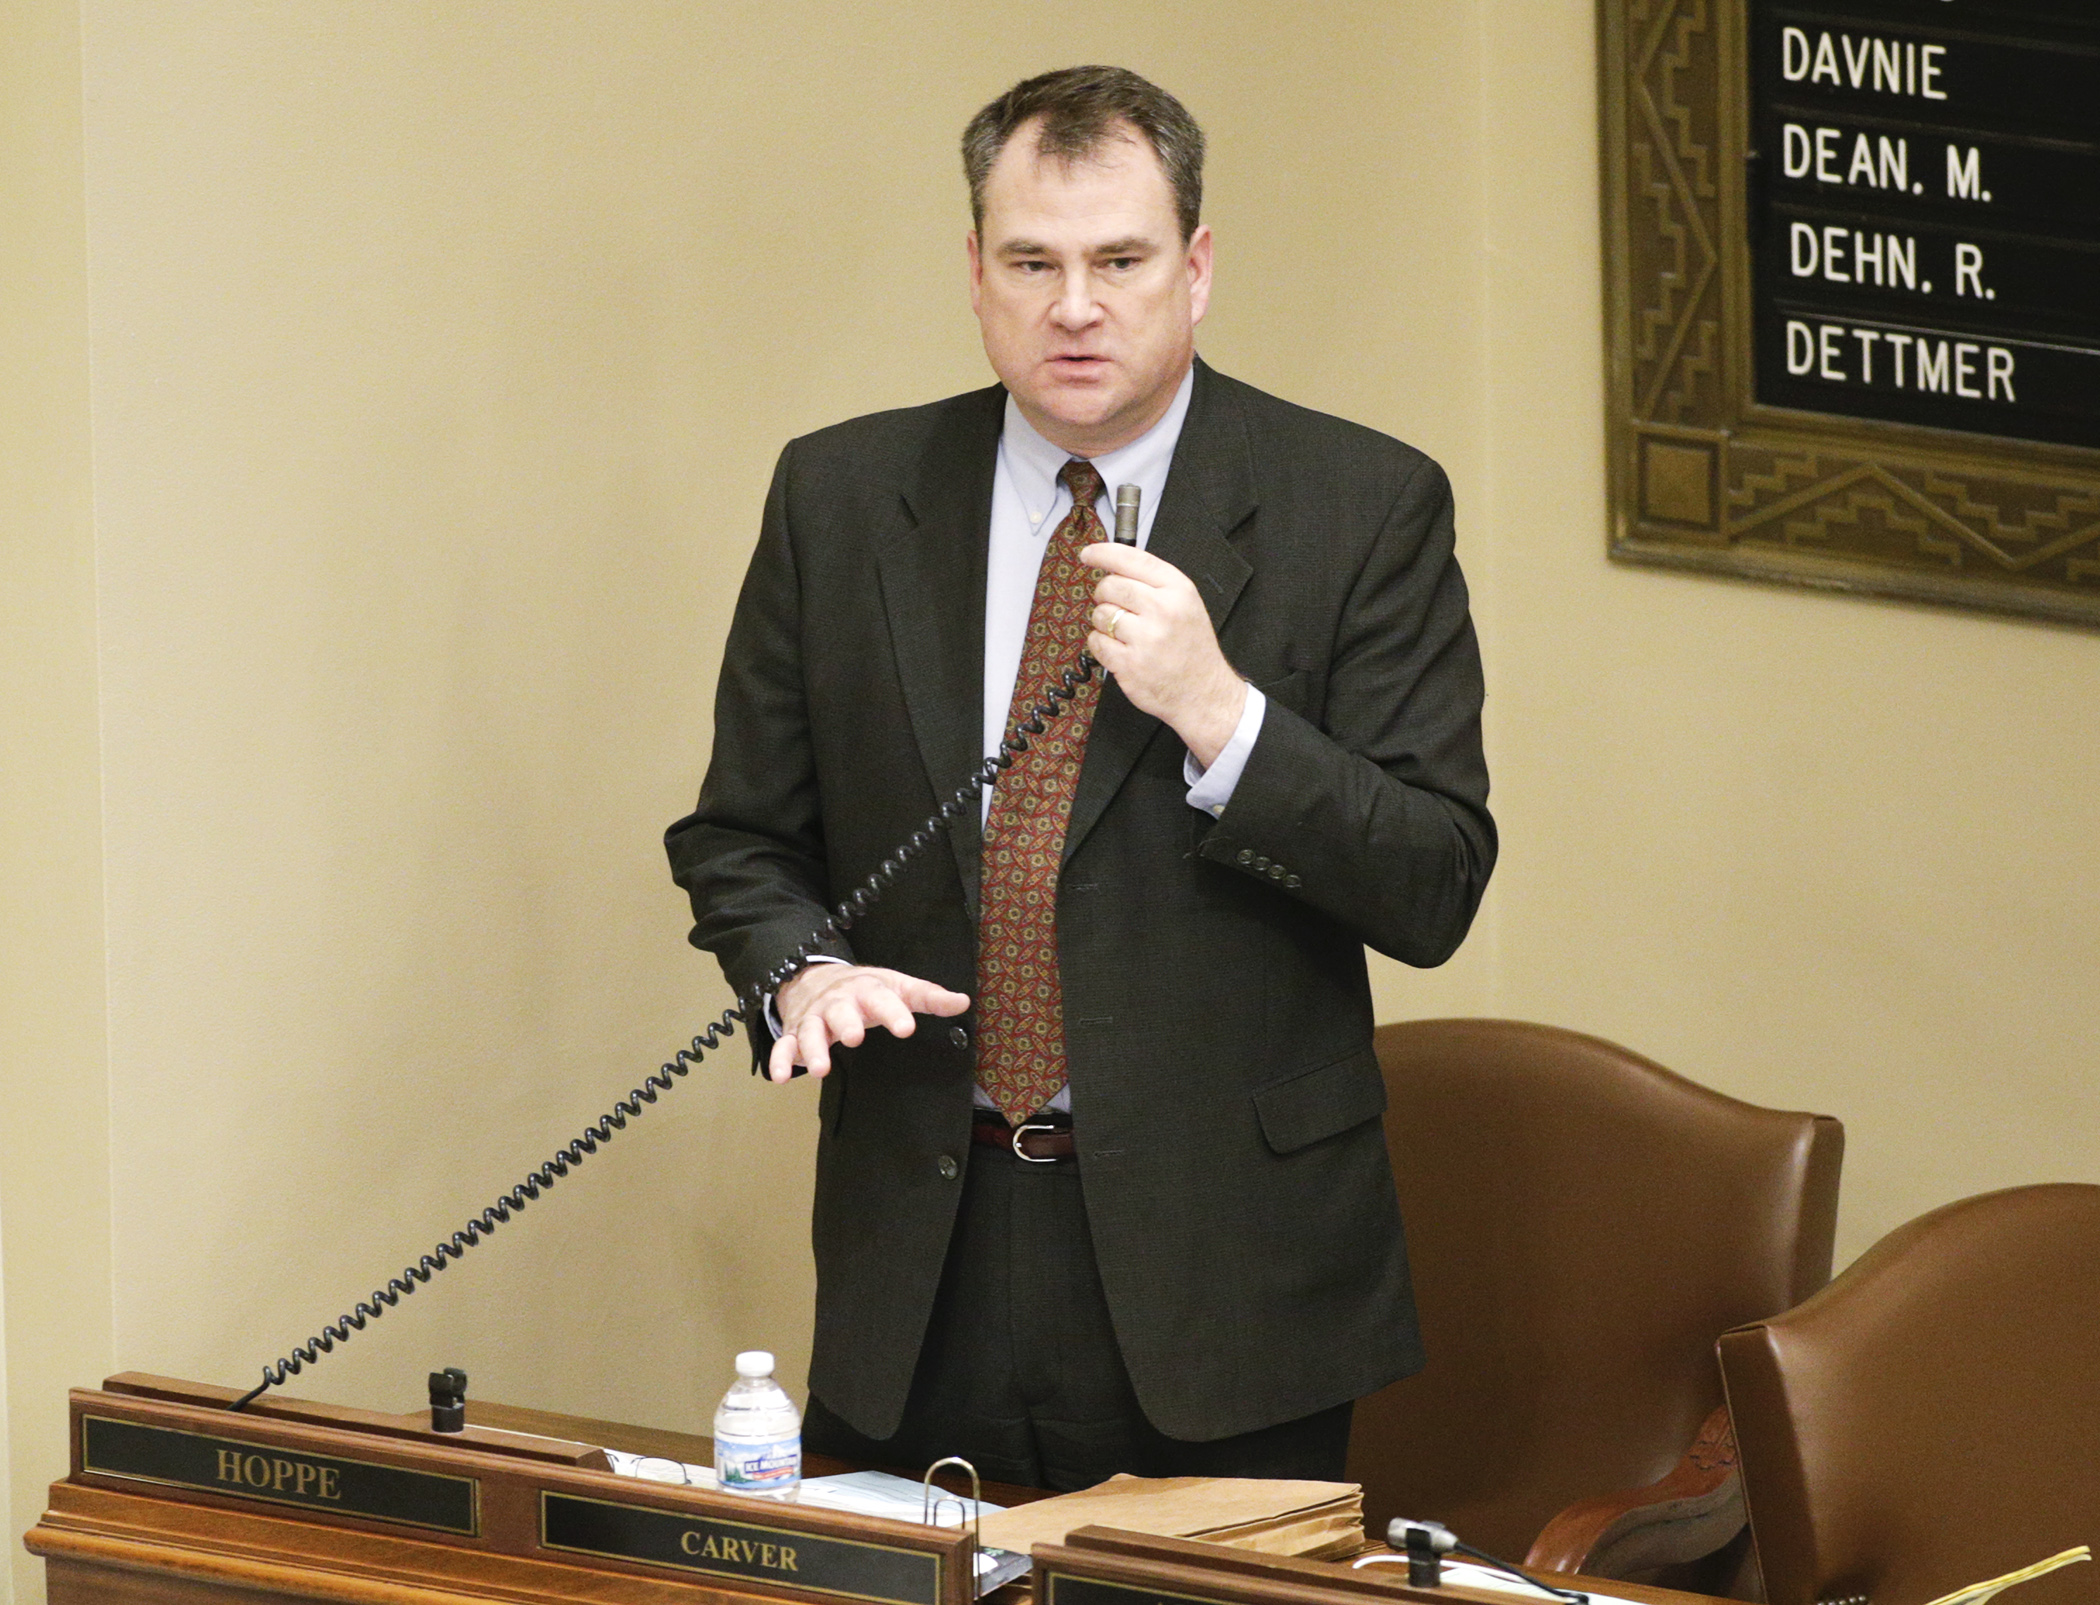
[{"x1": 976, "y1": 459, "x2": 1108, "y2": 1124}]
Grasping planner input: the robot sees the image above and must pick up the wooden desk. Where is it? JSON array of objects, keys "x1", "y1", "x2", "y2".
[
  {"x1": 26, "y1": 1381, "x2": 1737, "y2": 1605},
  {"x1": 466, "y1": 1408, "x2": 1734, "y2": 1605}
]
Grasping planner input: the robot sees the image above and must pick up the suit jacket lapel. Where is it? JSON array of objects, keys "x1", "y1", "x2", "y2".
[
  {"x1": 1064, "y1": 360, "x2": 1256, "y2": 865},
  {"x1": 878, "y1": 385, "x2": 1005, "y2": 917}
]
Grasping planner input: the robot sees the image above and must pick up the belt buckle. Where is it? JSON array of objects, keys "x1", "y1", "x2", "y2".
[{"x1": 1010, "y1": 1121, "x2": 1061, "y2": 1164}]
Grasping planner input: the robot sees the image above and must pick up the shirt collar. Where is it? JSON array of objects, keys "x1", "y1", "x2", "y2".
[{"x1": 997, "y1": 364, "x2": 1197, "y2": 538}]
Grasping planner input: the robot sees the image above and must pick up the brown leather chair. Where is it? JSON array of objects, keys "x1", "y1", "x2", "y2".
[
  {"x1": 1720, "y1": 1184, "x2": 2100, "y2": 1605},
  {"x1": 1348, "y1": 1019, "x2": 1844, "y2": 1591}
]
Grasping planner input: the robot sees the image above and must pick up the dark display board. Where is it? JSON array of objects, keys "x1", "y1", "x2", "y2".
[
  {"x1": 1600, "y1": 0, "x2": 2100, "y2": 626},
  {"x1": 1750, "y1": 1, "x2": 2100, "y2": 449}
]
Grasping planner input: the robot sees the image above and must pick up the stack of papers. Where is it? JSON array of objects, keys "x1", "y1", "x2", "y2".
[
  {"x1": 793, "y1": 1469, "x2": 1000, "y2": 1525},
  {"x1": 797, "y1": 1472, "x2": 1026, "y2": 1595},
  {"x1": 603, "y1": 1449, "x2": 718, "y2": 1486},
  {"x1": 975, "y1": 1474, "x2": 1364, "y2": 1561}
]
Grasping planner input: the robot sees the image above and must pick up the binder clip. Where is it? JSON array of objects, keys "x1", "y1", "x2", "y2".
[{"x1": 921, "y1": 1457, "x2": 983, "y2": 1586}]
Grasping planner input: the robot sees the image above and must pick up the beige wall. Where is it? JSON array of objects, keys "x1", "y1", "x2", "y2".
[
  {"x1": 1, "y1": 4, "x2": 2094, "y2": 1599},
  {"x1": 1, "y1": 0, "x2": 116, "y2": 1598}
]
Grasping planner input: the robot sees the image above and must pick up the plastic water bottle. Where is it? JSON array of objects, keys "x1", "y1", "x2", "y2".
[{"x1": 713, "y1": 1351, "x2": 801, "y2": 1499}]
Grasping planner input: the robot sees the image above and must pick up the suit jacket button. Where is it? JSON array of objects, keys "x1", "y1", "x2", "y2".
[
  {"x1": 1253, "y1": 855, "x2": 1272, "y2": 870},
  {"x1": 948, "y1": 1025, "x2": 970, "y2": 1050},
  {"x1": 937, "y1": 1155, "x2": 960, "y2": 1181},
  {"x1": 1269, "y1": 864, "x2": 1286, "y2": 880},
  {"x1": 1285, "y1": 874, "x2": 1302, "y2": 889},
  {"x1": 1235, "y1": 848, "x2": 1254, "y2": 865}
]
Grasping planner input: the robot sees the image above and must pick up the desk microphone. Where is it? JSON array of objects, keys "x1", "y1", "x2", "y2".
[
  {"x1": 1390, "y1": 1518, "x2": 1456, "y2": 1587},
  {"x1": 1378, "y1": 1518, "x2": 1587, "y2": 1604}
]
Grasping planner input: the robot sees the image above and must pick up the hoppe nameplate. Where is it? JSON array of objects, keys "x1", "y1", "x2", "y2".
[
  {"x1": 79, "y1": 1414, "x2": 479, "y2": 1535},
  {"x1": 541, "y1": 1490, "x2": 945, "y2": 1605}
]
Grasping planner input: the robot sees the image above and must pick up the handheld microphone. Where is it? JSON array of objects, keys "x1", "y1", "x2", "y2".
[{"x1": 1113, "y1": 483, "x2": 1141, "y2": 544}]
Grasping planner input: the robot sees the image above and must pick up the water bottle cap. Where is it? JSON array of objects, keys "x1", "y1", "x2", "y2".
[{"x1": 733, "y1": 1350, "x2": 775, "y2": 1378}]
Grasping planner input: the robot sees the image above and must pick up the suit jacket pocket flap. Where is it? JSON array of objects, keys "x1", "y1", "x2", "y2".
[
  {"x1": 1253, "y1": 1047, "x2": 1388, "y2": 1155},
  {"x1": 1256, "y1": 667, "x2": 1308, "y2": 715}
]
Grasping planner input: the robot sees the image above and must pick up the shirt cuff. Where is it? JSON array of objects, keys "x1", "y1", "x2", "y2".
[
  {"x1": 1183, "y1": 686, "x2": 1266, "y2": 819},
  {"x1": 763, "y1": 954, "x2": 850, "y2": 1038}
]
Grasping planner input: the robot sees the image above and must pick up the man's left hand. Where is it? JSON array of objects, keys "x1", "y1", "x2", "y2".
[{"x1": 1081, "y1": 542, "x2": 1247, "y2": 770}]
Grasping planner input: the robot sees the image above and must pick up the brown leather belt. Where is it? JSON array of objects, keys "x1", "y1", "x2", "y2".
[{"x1": 971, "y1": 1112, "x2": 1077, "y2": 1163}]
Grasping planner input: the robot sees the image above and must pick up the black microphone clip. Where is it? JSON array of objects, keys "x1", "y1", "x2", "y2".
[{"x1": 428, "y1": 1367, "x2": 468, "y2": 1433}]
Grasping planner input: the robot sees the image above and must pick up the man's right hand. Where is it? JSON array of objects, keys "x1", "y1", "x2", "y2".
[{"x1": 768, "y1": 964, "x2": 970, "y2": 1083}]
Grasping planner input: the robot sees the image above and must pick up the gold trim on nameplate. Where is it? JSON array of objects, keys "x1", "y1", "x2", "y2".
[
  {"x1": 79, "y1": 1414, "x2": 481, "y2": 1536},
  {"x1": 539, "y1": 1489, "x2": 946, "y2": 1605}
]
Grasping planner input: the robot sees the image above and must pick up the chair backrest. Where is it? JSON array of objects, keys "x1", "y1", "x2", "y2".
[
  {"x1": 1720, "y1": 1183, "x2": 2100, "y2": 1605},
  {"x1": 1348, "y1": 1018, "x2": 1843, "y2": 1562}
]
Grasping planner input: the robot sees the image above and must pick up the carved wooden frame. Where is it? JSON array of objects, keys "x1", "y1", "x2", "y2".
[{"x1": 1598, "y1": 0, "x2": 2100, "y2": 627}]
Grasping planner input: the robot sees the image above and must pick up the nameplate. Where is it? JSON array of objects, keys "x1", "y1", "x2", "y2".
[
  {"x1": 79, "y1": 1415, "x2": 479, "y2": 1535},
  {"x1": 1043, "y1": 1574, "x2": 1232, "y2": 1605},
  {"x1": 541, "y1": 1491, "x2": 944, "y2": 1605}
]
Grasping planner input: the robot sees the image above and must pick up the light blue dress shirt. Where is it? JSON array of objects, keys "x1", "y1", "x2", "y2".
[{"x1": 985, "y1": 365, "x2": 1264, "y2": 817}]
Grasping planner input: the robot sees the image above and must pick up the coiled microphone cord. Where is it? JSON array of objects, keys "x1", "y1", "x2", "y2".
[{"x1": 231, "y1": 652, "x2": 1103, "y2": 1411}]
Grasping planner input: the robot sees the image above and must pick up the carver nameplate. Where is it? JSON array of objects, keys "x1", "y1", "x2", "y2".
[
  {"x1": 541, "y1": 1491, "x2": 944, "y2": 1605},
  {"x1": 79, "y1": 1415, "x2": 479, "y2": 1535}
]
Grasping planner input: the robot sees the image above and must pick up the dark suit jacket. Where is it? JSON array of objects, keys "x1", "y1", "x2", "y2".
[{"x1": 667, "y1": 359, "x2": 1494, "y2": 1443}]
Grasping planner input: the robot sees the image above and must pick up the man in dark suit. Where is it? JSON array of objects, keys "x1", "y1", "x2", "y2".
[{"x1": 666, "y1": 66, "x2": 1493, "y2": 1491}]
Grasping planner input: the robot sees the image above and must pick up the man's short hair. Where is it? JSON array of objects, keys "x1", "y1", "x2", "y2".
[{"x1": 962, "y1": 66, "x2": 1206, "y2": 243}]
